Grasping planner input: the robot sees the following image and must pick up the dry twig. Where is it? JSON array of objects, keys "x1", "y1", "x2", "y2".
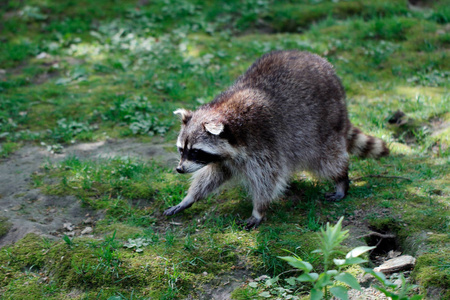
[
  {"x1": 356, "y1": 231, "x2": 397, "y2": 240},
  {"x1": 352, "y1": 175, "x2": 412, "y2": 182}
]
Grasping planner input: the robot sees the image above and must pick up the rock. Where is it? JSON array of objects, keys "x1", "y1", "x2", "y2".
[
  {"x1": 63, "y1": 223, "x2": 74, "y2": 231},
  {"x1": 387, "y1": 250, "x2": 402, "y2": 259},
  {"x1": 36, "y1": 52, "x2": 49, "y2": 59},
  {"x1": 83, "y1": 217, "x2": 93, "y2": 224},
  {"x1": 374, "y1": 255, "x2": 416, "y2": 274},
  {"x1": 81, "y1": 227, "x2": 93, "y2": 235},
  {"x1": 11, "y1": 205, "x2": 22, "y2": 211},
  {"x1": 254, "y1": 275, "x2": 270, "y2": 282}
]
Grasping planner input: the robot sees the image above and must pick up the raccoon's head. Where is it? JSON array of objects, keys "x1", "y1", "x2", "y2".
[{"x1": 174, "y1": 108, "x2": 232, "y2": 174}]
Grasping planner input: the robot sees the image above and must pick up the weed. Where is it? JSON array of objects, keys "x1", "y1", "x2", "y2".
[
  {"x1": 164, "y1": 229, "x2": 176, "y2": 249},
  {"x1": 123, "y1": 238, "x2": 152, "y2": 253},
  {"x1": 0, "y1": 142, "x2": 21, "y2": 158},
  {"x1": 48, "y1": 118, "x2": 96, "y2": 143},
  {"x1": 62, "y1": 234, "x2": 74, "y2": 248},
  {"x1": 101, "y1": 95, "x2": 172, "y2": 137}
]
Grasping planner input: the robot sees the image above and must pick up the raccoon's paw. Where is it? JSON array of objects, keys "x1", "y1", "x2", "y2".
[
  {"x1": 324, "y1": 192, "x2": 346, "y2": 202},
  {"x1": 243, "y1": 216, "x2": 262, "y2": 230},
  {"x1": 163, "y1": 202, "x2": 192, "y2": 216}
]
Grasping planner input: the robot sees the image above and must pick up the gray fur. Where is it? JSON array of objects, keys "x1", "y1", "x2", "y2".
[{"x1": 164, "y1": 50, "x2": 389, "y2": 229}]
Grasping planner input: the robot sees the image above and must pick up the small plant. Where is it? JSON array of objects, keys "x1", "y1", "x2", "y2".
[
  {"x1": 101, "y1": 96, "x2": 171, "y2": 136},
  {"x1": 48, "y1": 118, "x2": 96, "y2": 143},
  {"x1": 97, "y1": 231, "x2": 120, "y2": 266},
  {"x1": 250, "y1": 276, "x2": 299, "y2": 299},
  {"x1": 278, "y1": 217, "x2": 374, "y2": 300},
  {"x1": 62, "y1": 234, "x2": 74, "y2": 248},
  {"x1": 41, "y1": 142, "x2": 64, "y2": 154},
  {"x1": 123, "y1": 238, "x2": 151, "y2": 253},
  {"x1": 273, "y1": 217, "x2": 423, "y2": 300}
]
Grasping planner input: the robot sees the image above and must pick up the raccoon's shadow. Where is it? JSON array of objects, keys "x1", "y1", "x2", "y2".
[{"x1": 284, "y1": 178, "x2": 329, "y2": 205}]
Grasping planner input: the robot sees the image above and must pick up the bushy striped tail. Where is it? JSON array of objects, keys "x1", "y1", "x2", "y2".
[{"x1": 347, "y1": 126, "x2": 389, "y2": 158}]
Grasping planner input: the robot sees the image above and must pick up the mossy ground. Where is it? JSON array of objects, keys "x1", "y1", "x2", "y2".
[
  {"x1": 0, "y1": 218, "x2": 12, "y2": 239},
  {"x1": 0, "y1": 0, "x2": 449, "y2": 299}
]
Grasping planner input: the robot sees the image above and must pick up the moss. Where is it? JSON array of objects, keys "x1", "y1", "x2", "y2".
[
  {"x1": 0, "y1": 217, "x2": 12, "y2": 238},
  {"x1": 0, "y1": 234, "x2": 47, "y2": 269},
  {"x1": 118, "y1": 245, "x2": 226, "y2": 298},
  {"x1": 94, "y1": 222, "x2": 143, "y2": 239},
  {"x1": 1, "y1": 277, "x2": 45, "y2": 299},
  {"x1": 413, "y1": 251, "x2": 450, "y2": 299},
  {"x1": 368, "y1": 216, "x2": 401, "y2": 233},
  {"x1": 231, "y1": 286, "x2": 260, "y2": 299}
]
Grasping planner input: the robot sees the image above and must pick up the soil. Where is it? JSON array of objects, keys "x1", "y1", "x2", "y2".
[{"x1": 0, "y1": 139, "x2": 178, "y2": 248}]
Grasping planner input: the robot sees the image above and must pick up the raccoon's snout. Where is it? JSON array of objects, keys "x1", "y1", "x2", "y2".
[{"x1": 176, "y1": 166, "x2": 185, "y2": 174}]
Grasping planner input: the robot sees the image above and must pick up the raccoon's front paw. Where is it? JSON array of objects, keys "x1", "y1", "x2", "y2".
[
  {"x1": 163, "y1": 203, "x2": 191, "y2": 216},
  {"x1": 243, "y1": 216, "x2": 262, "y2": 230},
  {"x1": 324, "y1": 192, "x2": 345, "y2": 202}
]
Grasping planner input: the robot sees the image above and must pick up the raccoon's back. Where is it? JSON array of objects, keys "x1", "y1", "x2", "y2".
[
  {"x1": 235, "y1": 51, "x2": 349, "y2": 151},
  {"x1": 236, "y1": 50, "x2": 346, "y2": 111}
]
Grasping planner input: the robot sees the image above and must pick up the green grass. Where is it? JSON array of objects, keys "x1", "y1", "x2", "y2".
[
  {"x1": 0, "y1": 217, "x2": 12, "y2": 238},
  {"x1": 0, "y1": 0, "x2": 449, "y2": 299}
]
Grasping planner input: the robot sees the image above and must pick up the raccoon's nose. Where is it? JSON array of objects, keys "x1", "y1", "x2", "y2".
[{"x1": 176, "y1": 166, "x2": 185, "y2": 174}]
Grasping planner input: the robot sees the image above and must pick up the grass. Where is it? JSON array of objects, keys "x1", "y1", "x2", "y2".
[{"x1": 0, "y1": 0, "x2": 449, "y2": 299}]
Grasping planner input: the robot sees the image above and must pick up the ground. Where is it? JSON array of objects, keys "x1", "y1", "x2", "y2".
[{"x1": 0, "y1": 0, "x2": 449, "y2": 299}]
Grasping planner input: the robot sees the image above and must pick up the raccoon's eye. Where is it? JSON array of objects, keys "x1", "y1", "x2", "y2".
[
  {"x1": 187, "y1": 148, "x2": 222, "y2": 164},
  {"x1": 178, "y1": 147, "x2": 184, "y2": 154}
]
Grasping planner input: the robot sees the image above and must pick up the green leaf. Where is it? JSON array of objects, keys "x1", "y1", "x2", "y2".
[
  {"x1": 248, "y1": 282, "x2": 258, "y2": 288},
  {"x1": 363, "y1": 268, "x2": 396, "y2": 288},
  {"x1": 343, "y1": 257, "x2": 367, "y2": 265},
  {"x1": 259, "y1": 291, "x2": 271, "y2": 298},
  {"x1": 373, "y1": 285, "x2": 396, "y2": 298},
  {"x1": 330, "y1": 286, "x2": 349, "y2": 300},
  {"x1": 285, "y1": 277, "x2": 296, "y2": 286},
  {"x1": 346, "y1": 246, "x2": 376, "y2": 258},
  {"x1": 278, "y1": 256, "x2": 313, "y2": 272},
  {"x1": 297, "y1": 272, "x2": 319, "y2": 282},
  {"x1": 310, "y1": 288, "x2": 324, "y2": 300},
  {"x1": 333, "y1": 258, "x2": 346, "y2": 266},
  {"x1": 326, "y1": 270, "x2": 338, "y2": 276},
  {"x1": 335, "y1": 272, "x2": 362, "y2": 291},
  {"x1": 265, "y1": 276, "x2": 279, "y2": 287},
  {"x1": 315, "y1": 272, "x2": 332, "y2": 288},
  {"x1": 410, "y1": 295, "x2": 424, "y2": 300}
]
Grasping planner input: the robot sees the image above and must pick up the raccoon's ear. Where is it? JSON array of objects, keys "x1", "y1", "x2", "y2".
[
  {"x1": 173, "y1": 109, "x2": 193, "y2": 125},
  {"x1": 203, "y1": 122, "x2": 224, "y2": 135}
]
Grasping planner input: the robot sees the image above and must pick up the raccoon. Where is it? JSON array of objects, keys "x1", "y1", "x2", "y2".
[{"x1": 164, "y1": 50, "x2": 389, "y2": 229}]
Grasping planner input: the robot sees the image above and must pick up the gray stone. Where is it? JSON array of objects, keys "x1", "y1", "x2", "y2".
[
  {"x1": 374, "y1": 255, "x2": 416, "y2": 274},
  {"x1": 81, "y1": 227, "x2": 93, "y2": 235}
]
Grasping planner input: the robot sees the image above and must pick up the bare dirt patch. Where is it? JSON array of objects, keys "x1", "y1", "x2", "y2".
[{"x1": 0, "y1": 139, "x2": 177, "y2": 248}]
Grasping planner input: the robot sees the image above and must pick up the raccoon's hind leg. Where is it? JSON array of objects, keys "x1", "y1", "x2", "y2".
[
  {"x1": 314, "y1": 149, "x2": 350, "y2": 201},
  {"x1": 163, "y1": 164, "x2": 231, "y2": 216},
  {"x1": 325, "y1": 169, "x2": 349, "y2": 201}
]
